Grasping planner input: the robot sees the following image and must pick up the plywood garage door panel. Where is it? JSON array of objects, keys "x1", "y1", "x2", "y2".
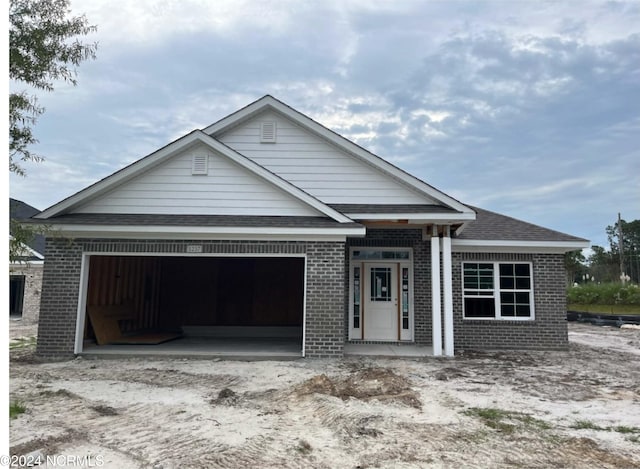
[
  {"x1": 86, "y1": 256, "x2": 304, "y2": 337},
  {"x1": 157, "y1": 257, "x2": 304, "y2": 327},
  {"x1": 86, "y1": 256, "x2": 161, "y2": 333}
]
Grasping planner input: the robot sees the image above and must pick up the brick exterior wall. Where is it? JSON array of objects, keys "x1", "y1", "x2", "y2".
[
  {"x1": 36, "y1": 238, "x2": 345, "y2": 359},
  {"x1": 306, "y1": 243, "x2": 346, "y2": 357},
  {"x1": 453, "y1": 252, "x2": 568, "y2": 350},
  {"x1": 37, "y1": 234, "x2": 569, "y2": 359},
  {"x1": 345, "y1": 232, "x2": 568, "y2": 351},
  {"x1": 10, "y1": 263, "x2": 43, "y2": 324},
  {"x1": 37, "y1": 239, "x2": 83, "y2": 359}
]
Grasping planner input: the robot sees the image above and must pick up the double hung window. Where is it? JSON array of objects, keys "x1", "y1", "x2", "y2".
[{"x1": 463, "y1": 262, "x2": 534, "y2": 319}]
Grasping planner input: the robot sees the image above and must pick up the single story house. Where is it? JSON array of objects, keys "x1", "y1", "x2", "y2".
[
  {"x1": 32, "y1": 95, "x2": 589, "y2": 359},
  {"x1": 10, "y1": 198, "x2": 45, "y2": 324}
]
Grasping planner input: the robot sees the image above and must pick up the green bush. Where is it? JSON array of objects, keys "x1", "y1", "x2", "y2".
[{"x1": 568, "y1": 283, "x2": 640, "y2": 306}]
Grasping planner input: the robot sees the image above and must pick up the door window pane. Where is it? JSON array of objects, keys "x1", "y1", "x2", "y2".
[{"x1": 370, "y1": 267, "x2": 392, "y2": 302}]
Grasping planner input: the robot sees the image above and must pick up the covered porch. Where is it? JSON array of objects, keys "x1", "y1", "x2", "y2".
[{"x1": 345, "y1": 221, "x2": 459, "y2": 357}]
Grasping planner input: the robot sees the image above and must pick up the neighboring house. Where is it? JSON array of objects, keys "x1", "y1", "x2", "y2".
[
  {"x1": 10, "y1": 198, "x2": 45, "y2": 324},
  {"x1": 31, "y1": 95, "x2": 589, "y2": 359}
]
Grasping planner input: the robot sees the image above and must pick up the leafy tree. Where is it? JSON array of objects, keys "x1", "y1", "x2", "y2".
[
  {"x1": 9, "y1": 0, "x2": 97, "y2": 175},
  {"x1": 9, "y1": 0, "x2": 97, "y2": 262},
  {"x1": 564, "y1": 250, "x2": 587, "y2": 286},
  {"x1": 605, "y1": 218, "x2": 640, "y2": 283},
  {"x1": 586, "y1": 245, "x2": 618, "y2": 283}
]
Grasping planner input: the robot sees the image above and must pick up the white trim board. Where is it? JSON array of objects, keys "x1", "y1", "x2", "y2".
[
  {"x1": 37, "y1": 223, "x2": 365, "y2": 241},
  {"x1": 452, "y1": 239, "x2": 590, "y2": 254},
  {"x1": 347, "y1": 213, "x2": 475, "y2": 222}
]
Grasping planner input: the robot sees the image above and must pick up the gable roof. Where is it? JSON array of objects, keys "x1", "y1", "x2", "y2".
[
  {"x1": 204, "y1": 95, "x2": 475, "y2": 219},
  {"x1": 10, "y1": 198, "x2": 45, "y2": 258},
  {"x1": 36, "y1": 130, "x2": 353, "y2": 224}
]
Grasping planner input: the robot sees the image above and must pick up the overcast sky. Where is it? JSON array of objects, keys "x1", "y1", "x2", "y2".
[{"x1": 8, "y1": 0, "x2": 640, "y2": 249}]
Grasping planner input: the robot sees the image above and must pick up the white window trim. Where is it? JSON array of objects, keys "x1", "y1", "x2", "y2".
[{"x1": 461, "y1": 261, "x2": 535, "y2": 321}]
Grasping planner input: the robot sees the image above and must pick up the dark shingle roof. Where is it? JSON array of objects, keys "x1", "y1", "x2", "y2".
[
  {"x1": 458, "y1": 206, "x2": 588, "y2": 243},
  {"x1": 329, "y1": 204, "x2": 459, "y2": 214},
  {"x1": 10, "y1": 198, "x2": 40, "y2": 219},
  {"x1": 34, "y1": 213, "x2": 362, "y2": 229},
  {"x1": 10, "y1": 198, "x2": 46, "y2": 256}
]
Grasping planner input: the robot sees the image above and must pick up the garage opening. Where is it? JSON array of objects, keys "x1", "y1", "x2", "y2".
[
  {"x1": 10, "y1": 275, "x2": 25, "y2": 318},
  {"x1": 81, "y1": 255, "x2": 304, "y2": 358}
]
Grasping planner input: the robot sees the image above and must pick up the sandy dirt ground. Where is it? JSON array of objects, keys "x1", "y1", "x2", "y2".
[{"x1": 8, "y1": 322, "x2": 640, "y2": 469}]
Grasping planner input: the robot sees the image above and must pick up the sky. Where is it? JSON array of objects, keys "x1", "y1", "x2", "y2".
[{"x1": 8, "y1": 0, "x2": 640, "y2": 249}]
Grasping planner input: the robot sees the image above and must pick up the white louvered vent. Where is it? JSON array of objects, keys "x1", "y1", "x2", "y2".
[
  {"x1": 191, "y1": 153, "x2": 208, "y2": 175},
  {"x1": 260, "y1": 121, "x2": 277, "y2": 143}
]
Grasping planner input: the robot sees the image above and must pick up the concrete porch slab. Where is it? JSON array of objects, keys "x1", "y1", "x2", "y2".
[{"x1": 344, "y1": 343, "x2": 433, "y2": 358}]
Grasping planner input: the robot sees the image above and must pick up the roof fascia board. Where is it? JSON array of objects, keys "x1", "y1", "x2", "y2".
[
  {"x1": 349, "y1": 213, "x2": 475, "y2": 221},
  {"x1": 44, "y1": 223, "x2": 366, "y2": 241},
  {"x1": 204, "y1": 95, "x2": 475, "y2": 215},
  {"x1": 452, "y1": 239, "x2": 590, "y2": 254},
  {"x1": 36, "y1": 131, "x2": 205, "y2": 219},
  {"x1": 8, "y1": 235, "x2": 45, "y2": 259},
  {"x1": 10, "y1": 260, "x2": 44, "y2": 266}
]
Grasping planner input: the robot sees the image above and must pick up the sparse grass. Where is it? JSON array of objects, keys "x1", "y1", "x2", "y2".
[
  {"x1": 39, "y1": 389, "x2": 80, "y2": 399},
  {"x1": 462, "y1": 407, "x2": 551, "y2": 435},
  {"x1": 613, "y1": 425, "x2": 639, "y2": 434},
  {"x1": 570, "y1": 419, "x2": 607, "y2": 431},
  {"x1": 10, "y1": 401, "x2": 27, "y2": 419},
  {"x1": 570, "y1": 420, "x2": 640, "y2": 435},
  {"x1": 9, "y1": 336, "x2": 37, "y2": 350},
  {"x1": 519, "y1": 414, "x2": 554, "y2": 431}
]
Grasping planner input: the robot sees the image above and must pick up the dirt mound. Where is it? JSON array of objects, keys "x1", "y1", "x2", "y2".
[{"x1": 296, "y1": 367, "x2": 421, "y2": 408}]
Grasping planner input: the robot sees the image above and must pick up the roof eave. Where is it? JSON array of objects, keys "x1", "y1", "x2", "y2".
[
  {"x1": 452, "y1": 239, "x2": 590, "y2": 254},
  {"x1": 43, "y1": 223, "x2": 367, "y2": 241},
  {"x1": 348, "y1": 212, "x2": 476, "y2": 222}
]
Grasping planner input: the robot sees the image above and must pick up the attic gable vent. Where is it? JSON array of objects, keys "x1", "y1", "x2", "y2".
[
  {"x1": 191, "y1": 153, "x2": 208, "y2": 175},
  {"x1": 260, "y1": 121, "x2": 277, "y2": 143}
]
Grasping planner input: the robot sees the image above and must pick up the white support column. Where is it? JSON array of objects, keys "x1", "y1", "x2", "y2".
[
  {"x1": 442, "y1": 227, "x2": 454, "y2": 357},
  {"x1": 430, "y1": 225, "x2": 442, "y2": 356}
]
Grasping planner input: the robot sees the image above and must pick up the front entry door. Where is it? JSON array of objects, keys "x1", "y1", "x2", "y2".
[{"x1": 364, "y1": 264, "x2": 398, "y2": 341}]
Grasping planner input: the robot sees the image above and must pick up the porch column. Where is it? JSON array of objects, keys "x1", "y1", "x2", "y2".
[
  {"x1": 442, "y1": 227, "x2": 454, "y2": 357},
  {"x1": 430, "y1": 225, "x2": 442, "y2": 356}
]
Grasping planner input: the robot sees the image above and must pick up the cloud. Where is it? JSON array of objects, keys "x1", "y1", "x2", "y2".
[{"x1": 10, "y1": 1, "x2": 640, "y2": 249}]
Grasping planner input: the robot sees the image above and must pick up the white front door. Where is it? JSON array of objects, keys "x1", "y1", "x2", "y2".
[{"x1": 364, "y1": 263, "x2": 398, "y2": 341}]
